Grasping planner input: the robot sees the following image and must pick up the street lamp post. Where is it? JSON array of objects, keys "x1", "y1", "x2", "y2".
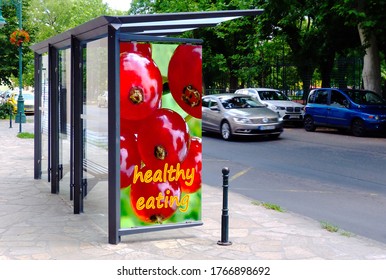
[{"x1": 0, "y1": 0, "x2": 26, "y2": 126}]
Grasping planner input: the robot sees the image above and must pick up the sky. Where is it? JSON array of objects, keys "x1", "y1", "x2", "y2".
[{"x1": 103, "y1": 0, "x2": 132, "y2": 11}]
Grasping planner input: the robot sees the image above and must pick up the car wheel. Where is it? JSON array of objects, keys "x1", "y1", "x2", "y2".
[
  {"x1": 304, "y1": 115, "x2": 316, "y2": 132},
  {"x1": 221, "y1": 121, "x2": 233, "y2": 140},
  {"x1": 351, "y1": 119, "x2": 365, "y2": 137}
]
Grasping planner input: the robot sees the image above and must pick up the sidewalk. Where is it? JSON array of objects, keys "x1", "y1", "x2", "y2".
[{"x1": 1, "y1": 118, "x2": 386, "y2": 260}]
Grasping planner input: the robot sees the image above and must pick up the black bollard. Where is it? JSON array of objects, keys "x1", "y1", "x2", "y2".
[
  {"x1": 19, "y1": 112, "x2": 22, "y2": 133},
  {"x1": 218, "y1": 167, "x2": 232, "y2": 246},
  {"x1": 9, "y1": 110, "x2": 12, "y2": 128}
]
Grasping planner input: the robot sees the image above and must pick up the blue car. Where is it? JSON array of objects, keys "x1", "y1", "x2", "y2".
[{"x1": 304, "y1": 88, "x2": 386, "y2": 136}]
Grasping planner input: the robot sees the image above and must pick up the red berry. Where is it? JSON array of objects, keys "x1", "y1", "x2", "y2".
[
  {"x1": 168, "y1": 44, "x2": 202, "y2": 119},
  {"x1": 120, "y1": 42, "x2": 152, "y2": 58},
  {"x1": 130, "y1": 180, "x2": 181, "y2": 223},
  {"x1": 137, "y1": 108, "x2": 190, "y2": 169},
  {"x1": 179, "y1": 137, "x2": 202, "y2": 193},
  {"x1": 120, "y1": 131, "x2": 141, "y2": 189},
  {"x1": 120, "y1": 52, "x2": 162, "y2": 121}
]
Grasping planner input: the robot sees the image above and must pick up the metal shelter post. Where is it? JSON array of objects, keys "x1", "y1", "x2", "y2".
[
  {"x1": 49, "y1": 44, "x2": 60, "y2": 194},
  {"x1": 71, "y1": 35, "x2": 84, "y2": 214},
  {"x1": 108, "y1": 25, "x2": 120, "y2": 244},
  {"x1": 34, "y1": 52, "x2": 42, "y2": 179}
]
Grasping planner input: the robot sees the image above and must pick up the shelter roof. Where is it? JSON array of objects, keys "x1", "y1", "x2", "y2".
[{"x1": 30, "y1": 9, "x2": 263, "y2": 54}]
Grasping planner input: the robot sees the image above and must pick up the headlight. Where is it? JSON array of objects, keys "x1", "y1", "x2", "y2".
[
  {"x1": 233, "y1": 117, "x2": 252, "y2": 124},
  {"x1": 269, "y1": 105, "x2": 277, "y2": 110},
  {"x1": 269, "y1": 105, "x2": 285, "y2": 111}
]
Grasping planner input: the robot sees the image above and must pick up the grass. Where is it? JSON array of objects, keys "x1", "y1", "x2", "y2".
[
  {"x1": 17, "y1": 132, "x2": 34, "y2": 139},
  {"x1": 320, "y1": 221, "x2": 354, "y2": 237},
  {"x1": 340, "y1": 231, "x2": 354, "y2": 238},
  {"x1": 320, "y1": 221, "x2": 339, "y2": 233},
  {"x1": 252, "y1": 201, "x2": 285, "y2": 212}
]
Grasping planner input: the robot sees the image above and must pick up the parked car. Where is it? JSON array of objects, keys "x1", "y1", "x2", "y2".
[
  {"x1": 97, "y1": 91, "x2": 108, "y2": 107},
  {"x1": 304, "y1": 88, "x2": 386, "y2": 136},
  {"x1": 22, "y1": 92, "x2": 35, "y2": 115},
  {"x1": 7, "y1": 92, "x2": 35, "y2": 115},
  {"x1": 202, "y1": 93, "x2": 283, "y2": 140},
  {"x1": 234, "y1": 88, "x2": 304, "y2": 125}
]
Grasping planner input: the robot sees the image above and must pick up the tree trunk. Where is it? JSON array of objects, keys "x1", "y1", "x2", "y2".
[
  {"x1": 229, "y1": 73, "x2": 238, "y2": 91},
  {"x1": 320, "y1": 51, "x2": 335, "y2": 88},
  {"x1": 358, "y1": 24, "x2": 382, "y2": 94},
  {"x1": 298, "y1": 65, "x2": 314, "y2": 102}
]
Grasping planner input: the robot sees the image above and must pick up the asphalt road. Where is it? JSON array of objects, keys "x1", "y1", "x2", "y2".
[{"x1": 202, "y1": 127, "x2": 386, "y2": 244}]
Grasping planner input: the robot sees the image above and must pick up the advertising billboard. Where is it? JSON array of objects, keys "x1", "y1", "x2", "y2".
[{"x1": 119, "y1": 42, "x2": 202, "y2": 230}]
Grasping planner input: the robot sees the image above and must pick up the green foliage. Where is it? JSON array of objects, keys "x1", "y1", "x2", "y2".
[
  {"x1": 29, "y1": 0, "x2": 121, "y2": 42},
  {"x1": 0, "y1": 0, "x2": 34, "y2": 87},
  {"x1": 1, "y1": 0, "x2": 385, "y2": 94},
  {"x1": 0, "y1": 0, "x2": 125, "y2": 88},
  {"x1": 0, "y1": 102, "x2": 14, "y2": 119},
  {"x1": 252, "y1": 201, "x2": 285, "y2": 212},
  {"x1": 320, "y1": 221, "x2": 339, "y2": 233}
]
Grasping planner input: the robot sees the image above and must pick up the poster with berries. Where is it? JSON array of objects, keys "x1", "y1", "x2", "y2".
[{"x1": 119, "y1": 42, "x2": 202, "y2": 229}]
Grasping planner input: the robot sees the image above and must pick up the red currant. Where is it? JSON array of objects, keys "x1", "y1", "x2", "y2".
[
  {"x1": 120, "y1": 52, "x2": 162, "y2": 121},
  {"x1": 130, "y1": 180, "x2": 181, "y2": 223},
  {"x1": 137, "y1": 108, "x2": 190, "y2": 169},
  {"x1": 120, "y1": 42, "x2": 152, "y2": 58},
  {"x1": 120, "y1": 131, "x2": 141, "y2": 189},
  {"x1": 168, "y1": 44, "x2": 202, "y2": 119},
  {"x1": 179, "y1": 137, "x2": 202, "y2": 193}
]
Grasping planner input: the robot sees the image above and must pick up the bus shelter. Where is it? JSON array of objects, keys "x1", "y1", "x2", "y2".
[{"x1": 30, "y1": 9, "x2": 263, "y2": 244}]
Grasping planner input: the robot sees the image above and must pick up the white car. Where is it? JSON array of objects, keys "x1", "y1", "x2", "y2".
[
  {"x1": 234, "y1": 88, "x2": 304, "y2": 125},
  {"x1": 97, "y1": 91, "x2": 108, "y2": 107}
]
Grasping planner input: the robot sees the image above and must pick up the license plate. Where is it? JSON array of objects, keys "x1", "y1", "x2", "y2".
[
  {"x1": 260, "y1": 125, "x2": 275, "y2": 130},
  {"x1": 289, "y1": 115, "x2": 300, "y2": 119}
]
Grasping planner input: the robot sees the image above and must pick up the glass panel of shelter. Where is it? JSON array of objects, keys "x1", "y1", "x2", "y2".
[
  {"x1": 81, "y1": 38, "x2": 108, "y2": 222},
  {"x1": 57, "y1": 49, "x2": 72, "y2": 198},
  {"x1": 40, "y1": 54, "x2": 49, "y2": 181}
]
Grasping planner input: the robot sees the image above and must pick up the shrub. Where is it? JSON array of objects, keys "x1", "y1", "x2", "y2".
[{"x1": 0, "y1": 102, "x2": 14, "y2": 119}]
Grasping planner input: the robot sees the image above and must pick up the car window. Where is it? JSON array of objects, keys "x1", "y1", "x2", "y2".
[
  {"x1": 258, "y1": 90, "x2": 288, "y2": 101},
  {"x1": 202, "y1": 98, "x2": 211, "y2": 108},
  {"x1": 330, "y1": 90, "x2": 346, "y2": 106},
  {"x1": 219, "y1": 96, "x2": 263, "y2": 109},
  {"x1": 344, "y1": 89, "x2": 386, "y2": 105},
  {"x1": 314, "y1": 90, "x2": 329, "y2": 104}
]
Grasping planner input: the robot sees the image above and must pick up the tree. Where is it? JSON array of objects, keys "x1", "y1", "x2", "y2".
[
  {"x1": 129, "y1": 0, "x2": 263, "y2": 91},
  {"x1": 256, "y1": 0, "x2": 361, "y2": 99},
  {"x1": 0, "y1": 0, "x2": 124, "y2": 87},
  {"x1": 334, "y1": 0, "x2": 386, "y2": 95},
  {"x1": 0, "y1": 0, "x2": 34, "y2": 88},
  {"x1": 29, "y1": 0, "x2": 120, "y2": 42}
]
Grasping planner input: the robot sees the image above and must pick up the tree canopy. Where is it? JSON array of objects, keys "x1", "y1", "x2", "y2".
[
  {"x1": 0, "y1": 0, "x2": 123, "y2": 87},
  {"x1": 0, "y1": 0, "x2": 385, "y2": 97}
]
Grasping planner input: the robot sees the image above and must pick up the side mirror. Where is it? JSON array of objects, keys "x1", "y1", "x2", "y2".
[{"x1": 343, "y1": 100, "x2": 349, "y2": 108}]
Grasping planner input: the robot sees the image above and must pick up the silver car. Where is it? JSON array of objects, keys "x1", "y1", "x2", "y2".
[
  {"x1": 202, "y1": 93, "x2": 283, "y2": 140},
  {"x1": 235, "y1": 88, "x2": 304, "y2": 125}
]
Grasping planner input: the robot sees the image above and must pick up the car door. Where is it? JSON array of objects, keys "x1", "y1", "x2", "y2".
[
  {"x1": 202, "y1": 97, "x2": 221, "y2": 132},
  {"x1": 326, "y1": 89, "x2": 350, "y2": 127},
  {"x1": 310, "y1": 89, "x2": 329, "y2": 125}
]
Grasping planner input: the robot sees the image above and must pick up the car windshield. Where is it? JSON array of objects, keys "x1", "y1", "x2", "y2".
[
  {"x1": 258, "y1": 90, "x2": 289, "y2": 101},
  {"x1": 343, "y1": 89, "x2": 386, "y2": 105},
  {"x1": 219, "y1": 96, "x2": 264, "y2": 109}
]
